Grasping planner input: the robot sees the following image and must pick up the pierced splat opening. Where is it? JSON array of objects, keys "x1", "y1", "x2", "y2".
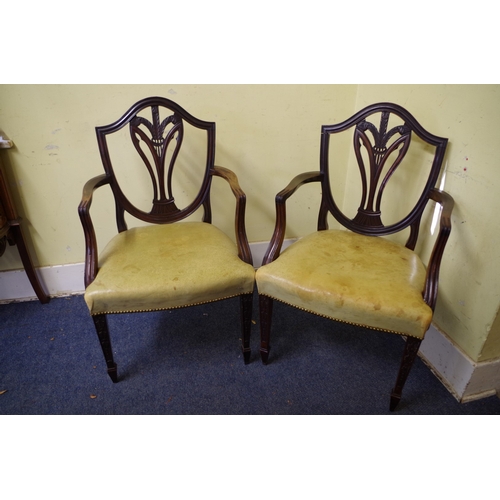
[
  {"x1": 352, "y1": 111, "x2": 411, "y2": 227},
  {"x1": 130, "y1": 106, "x2": 183, "y2": 216},
  {"x1": 324, "y1": 107, "x2": 442, "y2": 237},
  {"x1": 98, "y1": 98, "x2": 212, "y2": 227}
]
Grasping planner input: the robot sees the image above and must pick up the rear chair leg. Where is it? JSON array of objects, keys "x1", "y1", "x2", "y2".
[
  {"x1": 240, "y1": 293, "x2": 253, "y2": 364},
  {"x1": 259, "y1": 295, "x2": 274, "y2": 364},
  {"x1": 390, "y1": 336, "x2": 422, "y2": 411},
  {"x1": 92, "y1": 314, "x2": 118, "y2": 383}
]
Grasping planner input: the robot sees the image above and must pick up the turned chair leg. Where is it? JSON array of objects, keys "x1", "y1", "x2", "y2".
[
  {"x1": 240, "y1": 293, "x2": 253, "y2": 364},
  {"x1": 259, "y1": 295, "x2": 274, "y2": 364},
  {"x1": 92, "y1": 314, "x2": 118, "y2": 383},
  {"x1": 390, "y1": 336, "x2": 422, "y2": 411}
]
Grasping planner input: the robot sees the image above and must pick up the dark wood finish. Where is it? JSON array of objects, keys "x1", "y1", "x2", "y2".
[
  {"x1": 259, "y1": 103, "x2": 454, "y2": 411},
  {"x1": 423, "y1": 189, "x2": 454, "y2": 310},
  {"x1": 78, "y1": 97, "x2": 253, "y2": 382},
  {"x1": 212, "y1": 166, "x2": 253, "y2": 265},
  {"x1": 92, "y1": 314, "x2": 118, "y2": 383},
  {"x1": 94, "y1": 98, "x2": 218, "y2": 230},
  {"x1": 0, "y1": 150, "x2": 49, "y2": 304},
  {"x1": 240, "y1": 293, "x2": 254, "y2": 364},
  {"x1": 390, "y1": 337, "x2": 422, "y2": 411},
  {"x1": 262, "y1": 171, "x2": 323, "y2": 265},
  {"x1": 79, "y1": 174, "x2": 110, "y2": 288},
  {"x1": 259, "y1": 294, "x2": 274, "y2": 364}
]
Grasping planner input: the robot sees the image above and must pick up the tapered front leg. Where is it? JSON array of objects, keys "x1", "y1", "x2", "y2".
[
  {"x1": 240, "y1": 293, "x2": 253, "y2": 364},
  {"x1": 259, "y1": 295, "x2": 274, "y2": 364},
  {"x1": 390, "y1": 336, "x2": 422, "y2": 411},
  {"x1": 92, "y1": 314, "x2": 118, "y2": 382}
]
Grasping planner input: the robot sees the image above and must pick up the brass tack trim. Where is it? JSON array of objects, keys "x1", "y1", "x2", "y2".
[
  {"x1": 261, "y1": 294, "x2": 424, "y2": 340},
  {"x1": 90, "y1": 293, "x2": 247, "y2": 316}
]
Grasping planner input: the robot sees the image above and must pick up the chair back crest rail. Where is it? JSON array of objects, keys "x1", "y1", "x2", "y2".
[
  {"x1": 96, "y1": 96, "x2": 216, "y2": 232},
  {"x1": 318, "y1": 102, "x2": 448, "y2": 248}
]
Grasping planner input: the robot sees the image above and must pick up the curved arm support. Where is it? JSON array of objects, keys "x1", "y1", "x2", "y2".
[
  {"x1": 262, "y1": 171, "x2": 323, "y2": 266},
  {"x1": 212, "y1": 166, "x2": 253, "y2": 266},
  {"x1": 78, "y1": 174, "x2": 111, "y2": 288},
  {"x1": 423, "y1": 189, "x2": 454, "y2": 311}
]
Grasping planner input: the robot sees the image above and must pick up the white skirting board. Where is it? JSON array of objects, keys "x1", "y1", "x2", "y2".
[
  {"x1": 0, "y1": 263, "x2": 85, "y2": 302},
  {"x1": 418, "y1": 325, "x2": 500, "y2": 403},
  {"x1": 1, "y1": 239, "x2": 499, "y2": 404}
]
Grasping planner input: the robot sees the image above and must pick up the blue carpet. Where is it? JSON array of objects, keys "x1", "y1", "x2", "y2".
[{"x1": 1, "y1": 294, "x2": 499, "y2": 414}]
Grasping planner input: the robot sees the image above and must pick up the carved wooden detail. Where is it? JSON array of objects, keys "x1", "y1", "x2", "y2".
[
  {"x1": 130, "y1": 106, "x2": 183, "y2": 216},
  {"x1": 390, "y1": 337, "x2": 422, "y2": 411},
  {"x1": 352, "y1": 112, "x2": 411, "y2": 227},
  {"x1": 318, "y1": 102, "x2": 449, "y2": 238}
]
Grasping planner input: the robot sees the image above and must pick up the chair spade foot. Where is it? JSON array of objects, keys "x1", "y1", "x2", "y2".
[
  {"x1": 260, "y1": 348, "x2": 270, "y2": 365},
  {"x1": 107, "y1": 363, "x2": 118, "y2": 383},
  {"x1": 243, "y1": 348, "x2": 251, "y2": 365},
  {"x1": 390, "y1": 391, "x2": 401, "y2": 412}
]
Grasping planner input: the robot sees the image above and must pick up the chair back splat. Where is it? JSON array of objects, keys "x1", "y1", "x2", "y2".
[
  {"x1": 319, "y1": 103, "x2": 447, "y2": 238},
  {"x1": 256, "y1": 102, "x2": 454, "y2": 411},
  {"x1": 96, "y1": 97, "x2": 215, "y2": 229}
]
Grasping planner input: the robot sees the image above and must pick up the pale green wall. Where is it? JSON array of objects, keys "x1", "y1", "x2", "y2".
[{"x1": 1, "y1": 84, "x2": 499, "y2": 364}]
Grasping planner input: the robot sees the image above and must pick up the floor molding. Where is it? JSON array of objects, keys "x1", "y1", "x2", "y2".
[
  {"x1": 419, "y1": 324, "x2": 500, "y2": 403},
  {"x1": 2, "y1": 239, "x2": 499, "y2": 403},
  {"x1": 0, "y1": 263, "x2": 85, "y2": 303}
]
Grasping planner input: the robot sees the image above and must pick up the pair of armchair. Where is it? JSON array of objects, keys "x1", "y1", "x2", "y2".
[{"x1": 78, "y1": 97, "x2": 453, "y2": 411}]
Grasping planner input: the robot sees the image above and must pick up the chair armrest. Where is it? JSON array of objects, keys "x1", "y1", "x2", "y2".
[
  {"x1": 78, "y1": 174, "x2": 111, "y2": 287},
  {"x1": 262, "y1": 171, "x2": 323, "y2": 265},
  {"x1": 423, "y1": 188, "x2": 454, "y2": 311},
  {"x1": 211, "y1": 166, "x2": 253, "y2": 266}
]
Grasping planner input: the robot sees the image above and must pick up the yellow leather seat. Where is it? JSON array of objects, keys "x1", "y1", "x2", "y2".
[
  {"x1": 256, "y1": 229, "x2": 432, "y2": 339},
  {"x1": 86, "y1": 222, "x2": 255, "y2": 316}
]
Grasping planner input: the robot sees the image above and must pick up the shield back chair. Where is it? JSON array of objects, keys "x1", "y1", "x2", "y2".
[
  {"x1": 256, "y1": 102, "x2": 454, "y2": 411},
  {"x1": 78, "y1": 97, "x2": 255, "y2": 382}
]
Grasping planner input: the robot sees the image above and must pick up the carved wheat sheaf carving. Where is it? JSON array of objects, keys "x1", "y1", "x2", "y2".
[
  {"x1": 353, "y1": 112, "x2": 411, "y2": 227},
  {"x1": 130, "y1": 105, "x2": 184, "y2": 215}
]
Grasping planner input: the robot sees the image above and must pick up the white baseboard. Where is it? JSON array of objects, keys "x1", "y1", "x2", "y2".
[
  {"x1": 249, "y1": 238, "x2": 296, "y2": 268},
  {"x1": 0, "y1": 262, "x2": 85, "y2": 303},
  {"x1": 419, "y1": 324, "x2": 500, "y2": 403},
  {"x1": 2, "y1": 238, "x2": 499, "y2": 404}
]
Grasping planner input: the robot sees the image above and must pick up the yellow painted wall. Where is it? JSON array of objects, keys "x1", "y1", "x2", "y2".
[{"x1": 1, "y1": 84, "x2": 499, "y2": 364}]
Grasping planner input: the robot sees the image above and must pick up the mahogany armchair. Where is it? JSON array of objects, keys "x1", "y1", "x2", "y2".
[
  {"x1": 78, "y1": 97, "x2": 255, "y2": 382},
  {"x1": 256, "y1": 102, "x2": 454, "y2": 411}
]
